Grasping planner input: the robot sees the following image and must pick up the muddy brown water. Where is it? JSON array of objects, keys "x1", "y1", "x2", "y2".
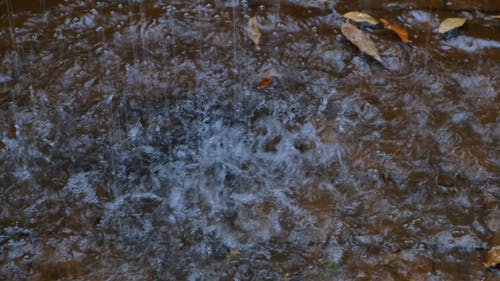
[{"x1": 0, "y1": 1, "x2": 499, "y2": 280}]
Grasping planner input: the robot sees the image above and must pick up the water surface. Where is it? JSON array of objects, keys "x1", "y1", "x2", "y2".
[{"x1": 0, "y1": 1, "x2": 499, "y2": 280}]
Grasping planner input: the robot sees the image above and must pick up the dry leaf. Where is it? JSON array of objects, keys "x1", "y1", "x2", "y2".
[
  {"x1": 341, "y1": 23, "x2": 382, "y2": 63},
  {"x1": 247, "y1": 16, "x2": 261, "y2": 49},
  {"x1": 343, "y1": 11, "x2": 379, "y2": 25},
  {"x1": 379, "y1": 18, "x2": 411, "y2": 43},
  {"x1": 484, "y1": 246, "x2": 500, "y2": 268},
  {"x1": 259, "y1": 70, "x2": 273, "y2": 89},
  {"x1": 438, "y1": 17, "x2": 467, "y2": 33}
]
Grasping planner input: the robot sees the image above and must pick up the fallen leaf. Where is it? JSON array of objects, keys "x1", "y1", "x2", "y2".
[
  {"x1": 379, "y1": 18, "x2": 411, "y2": 43},
  {"x1": 229, "y1": 249, "x2": 241, "y2": 257},
  {"x1": 259, "y1": 70, "x2": 273, "y2": 89},
  {"x1": 484, "y1": 246, "x2": 500, "y2": 268},
  {"x1": 343, "y1": 11, "x2": 379, "y2": 25},
  {"x1": 341, "y1": 23, "x2": 382, "y2": 63},
  {"x1": 438, "y1": 17, "x2": 467, "y2": 33},
  {"x1": 246, "y1": 16, "x2": 261, "y2": 49}
]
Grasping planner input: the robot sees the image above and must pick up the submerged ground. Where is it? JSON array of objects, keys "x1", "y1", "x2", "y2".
[{"x1": 0, "y1": 0, "x2": 499, "y2": 280}]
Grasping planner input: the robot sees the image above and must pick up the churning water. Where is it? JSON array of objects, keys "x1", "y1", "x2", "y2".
[{"x1": 0, "y1": 1, "x2": 499, "y2": 280}]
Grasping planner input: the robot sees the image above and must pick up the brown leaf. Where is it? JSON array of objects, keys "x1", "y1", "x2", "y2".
[
  {"x1": 484, "y1": 246, "x2": 500, "y2": 268},
  {"x1": 343, "y1": 11, "x2": 379, "y2": 25},
  {"x1": 259, "y1": 70, "x2": 273, "y2": 89},
  {"x1": 438, "y1": 17, "x2": 467, "y2": 33},
  {"x1": 341, "y1": 23, "x2": 382, "y2": 63},
  {"x1": 247, "y1": 16, "x2": 261, "y2": 49},
  {"x1": 379, "y1": 18, "x2": 411, "y2": 43}
]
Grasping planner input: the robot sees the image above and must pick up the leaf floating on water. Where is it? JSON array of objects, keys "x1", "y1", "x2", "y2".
[
  {"x1": 379, "y1": 18, "x2": 411, "y2": 43},
  {"x1": 341, "y1": 23, "x2": 382, "y2": 63},
  {"x1": 229, "y1": 249, "x2": 241, "y2": 257},
  {"x1": 259, "y1": 70, "x2": 273, "y2": 89},
  {"x1": 343, "y1": 11, "x2": 379, "y2": 25},
  {"x1": 484, "y1": 246, "x2": 500, "y2": 268},
  {"x1": 247, "y1": 16, "x2": 261, "y2": 50},
  {"x1": 438, "y1": 17, "x2": 467, "y2": 33}
]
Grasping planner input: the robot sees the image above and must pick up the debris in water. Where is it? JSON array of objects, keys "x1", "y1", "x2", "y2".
[
  {"x1": 343, "y1": 11, "x2": 379, "y2": 25},
  {"x1": 259, "y1": 69, "x2": 273, "y2": 89},
  {"x1": 229, "y1": 249, "x2": 241, "y2": 257},
  {"x1": 325, "y1": 261, "x2": 340, "y2": 277},
  {"x1": 484, "y1": 246, "x2": 500, "y2": 268},
  {"x1": 341, "y1": 23, "x2": 382, "y2": 63},
  {"x1": 246, "y1": 16, "x2": 262, "y2": 50},
  {"x1": 227, "y1": 249, "x2": 241, "y2": 264},
  {"x1": 379, "y1": 18, "x2": 411, "y2": 43},
  {"x1": 438, "y1": 17, "x2": 467, "y2": 33}
]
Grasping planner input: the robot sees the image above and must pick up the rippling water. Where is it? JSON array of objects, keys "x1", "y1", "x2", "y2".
[{"x1": 0, "y1": 1, "x2": 499, "y2": 280}]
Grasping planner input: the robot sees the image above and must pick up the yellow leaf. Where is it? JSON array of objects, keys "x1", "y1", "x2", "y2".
[
  {"x1": 343, "y1": 11, "x2": 379, "y2": 25},
  {"x1": 484, "y1": 246, "x2": 500, "y2": 268},
  {"x1": 246, "y1": 16, "x2": 261, "y2": 50},
  {"x1": 438, "y1": 17, "x2": 467, "y2": 33},
  {"x1": 341, "y1": 23, "x2": 382, "y2": 63}
]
